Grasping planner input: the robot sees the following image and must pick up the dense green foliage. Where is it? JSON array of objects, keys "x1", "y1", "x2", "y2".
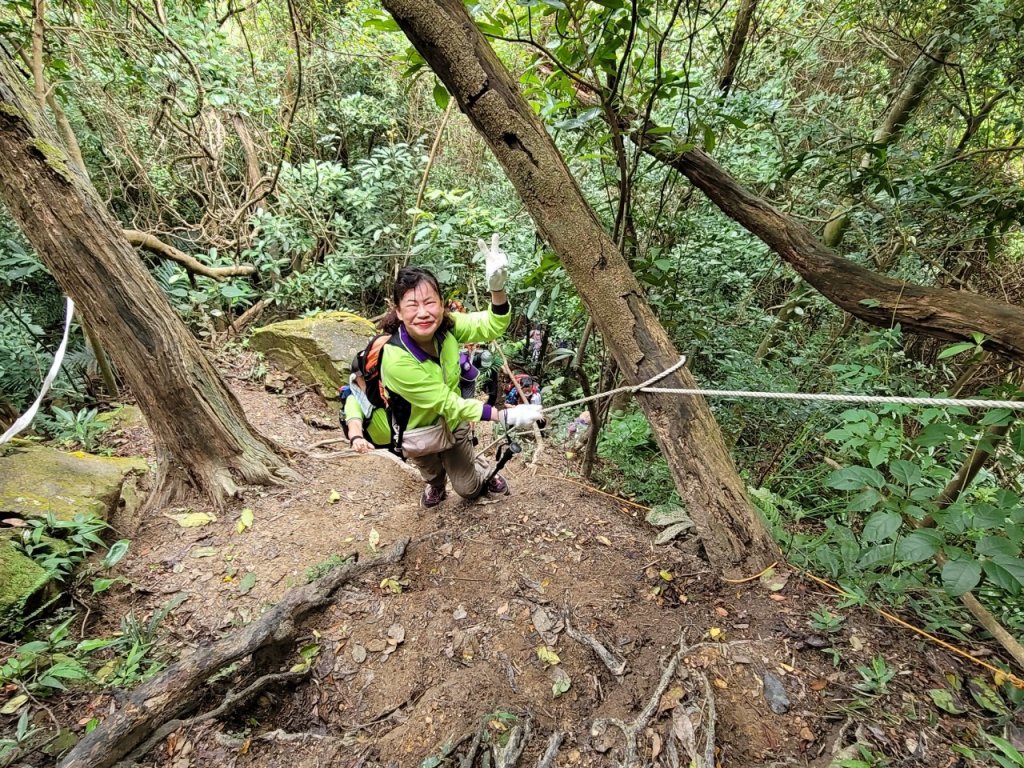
[{"x1": 1, "y1": 0, "x2": 1023, "y2": 719}]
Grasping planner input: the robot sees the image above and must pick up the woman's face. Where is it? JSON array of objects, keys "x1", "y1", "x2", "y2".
[{"x1": 398, "y1": 280, "x2": 443, "y2": 344}]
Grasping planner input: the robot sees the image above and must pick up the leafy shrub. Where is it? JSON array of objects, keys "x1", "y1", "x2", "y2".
[{"x1": 595, "y1": 409, "x2": 679, "y2": 507}]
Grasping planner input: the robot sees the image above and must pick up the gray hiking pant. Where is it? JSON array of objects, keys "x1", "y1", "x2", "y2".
[{"x1": 410, "y1": 422, "x2": 489, "y2": 499}]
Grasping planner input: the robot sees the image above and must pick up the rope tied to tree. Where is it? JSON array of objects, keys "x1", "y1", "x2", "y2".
[{"x1": 541, "y1": 355, "x2": 1024, "y2": 415}]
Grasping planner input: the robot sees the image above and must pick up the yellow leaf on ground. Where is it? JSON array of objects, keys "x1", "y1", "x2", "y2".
[
  {"x1": 236, "y1": 507, "x2": 254, "y2": 533},
  {"x1": 328, "y1": 490, "x2": 341, "y2": 504},
  {"x1": 537, "y1": 646, "x2": 560, "y2": 665},
  {"x1": 659, "y1": 570, "x2": 674, "y2": 581},
  {"x1": 709, "y1": 627, "x2": 723, "y2": 640},
  {"x1": 596, "y1": 535, "x2": 612, "y2": 547},
  {"x1": 164, "y1": 511, "x2": 216, "y2": 527},
  {"x1": 0, "y1": 694, "x2": 28, "y2": 714},
  {"x1": 368, "y1": 528, "x2": 380, "y2": 551}
]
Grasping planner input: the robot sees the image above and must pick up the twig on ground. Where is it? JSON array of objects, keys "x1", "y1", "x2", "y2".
[
  {"x1": 693, "y1": 670, "x2": 717, "y2": 768},
  {"x1": 563, "y1": 604, "x2": 628, "y2": 677},
  {"x1": 535, "y1": 731, "x2": 565, "y2": 768}
]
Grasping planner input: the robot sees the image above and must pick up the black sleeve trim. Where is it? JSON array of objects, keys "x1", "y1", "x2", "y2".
[{"x1": 491, "y1": 301, "x2": 510, "y2": 316}]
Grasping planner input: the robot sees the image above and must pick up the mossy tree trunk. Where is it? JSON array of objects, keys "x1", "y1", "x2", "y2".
[
  {"x1": 381, "y1": 0, "x2": 780, "y2": 576},
  {"x1": 0, "y1": 51, "x2": 290, "y2": 508}
]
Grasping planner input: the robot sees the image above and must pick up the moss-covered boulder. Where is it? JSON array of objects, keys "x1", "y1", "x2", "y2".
[
  {"x1": 0, "y1": 539, "x2": 51, "y2": 636},
  {"x1": 0, "y1": 444, "x2": 148, "y2": 522},
  {"x1": 249, "y1": 311, "x2": 376, "y2": 396},
  {"x1": 95, "y1": 403, "x2": 146, "y2": 430}
]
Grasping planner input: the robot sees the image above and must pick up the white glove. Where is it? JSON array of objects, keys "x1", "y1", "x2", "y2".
[
  {"x1": 479, "y1": 233, "x2": 509, "y2": 292},
  {"x1": 503, "y1": 404, "x2": 543, "y2": 427}
]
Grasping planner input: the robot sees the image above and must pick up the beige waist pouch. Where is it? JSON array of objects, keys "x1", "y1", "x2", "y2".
[{"x1": 401, "y1": 421, "x2": 456, "y2": 458}]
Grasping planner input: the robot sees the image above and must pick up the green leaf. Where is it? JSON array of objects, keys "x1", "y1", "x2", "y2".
[
  {"x1": 238, "y1": 572, "x2": 257, "y2": 596},
  {"x1": 858, "y1": 542, "x2": 895, "y2": 570},
  {"x1": 867, "y1": 444, "x2": 887, "y2": 468},
  {"x1": 702, "y1": 123, "x2": 716, "y2": 153},
  {"x1": 927, "y1": 688, "x2": 966, "y2": 713},
  {"x1": 969, "y1": 678, "x2": 1009, "y2": 715},
  {"x1": 981, "y1": 560, "x2": 1022, "y2": 595},
  {"x1": 941, "y1": 559, "x2": 982, "y2": 596},
  {"x1": 826, "y1": 466, "x2": 885, "y2": 491},
  {"x1": 888, "y1": 460, "x2": 921, "y2": 487},
  {"x1": 990, "y1": 555, "x2": 1024, "y2": 587},
  {"x1": 937, "y1": 342, "x2": 976, "y2": 360},
  {"x1": 978, "y1": 408, "x2": 1013, "y2": 426},
  {"x1": 976, "y1": 537, "x2": 1017, "y2": 558},
  {"x1": 92, "y1": 577, "x2": 117, "y2": 594},
  {"x1": 862, "y1": 510, "x2": 902, "y2": 543},
  {"x1": 552, "y1": 108, "x2": 602, "y2": 130},
  {"x1": 102, "y1": 539, "x2": 130, "y2": 568},
  {"x1": 896, "y1": 530, "x2": 942, "y2": 563},
  {"x1": 363, "y1": 16, "x2": 399, "y2": 31},
  {"x1": 432, "y1": 81, "x2": 450, "y2": 111},
  {"x1": 846, "y1": 488, "x2": 884, "y2": 513}
]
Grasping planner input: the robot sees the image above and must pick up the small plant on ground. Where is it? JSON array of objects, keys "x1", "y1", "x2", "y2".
[
  {"x1": 853, "y1": 655, "x2": 896, "y2": 696},
  {"x1": 808, "y1": 606, "x2": 846, "y2": 634},
  {"x1": 45, "y1": 405, "x2": 110, "y2": 452},
  {"x1": 0, "y1": 710, "x2": 43, "y2": 765}
]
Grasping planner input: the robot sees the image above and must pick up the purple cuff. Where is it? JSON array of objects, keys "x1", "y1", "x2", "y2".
[{"x1": 482, "y1": 404, "x2": 494, "y2": 422}]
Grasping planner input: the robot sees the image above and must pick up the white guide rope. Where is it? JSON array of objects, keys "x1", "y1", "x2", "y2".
[
  {"x1": 541, "y1": 356, "x2": 1024, "y2": 415},
  {"x1": 0, "y1": 297, "x2": 76, "y2": 445}
]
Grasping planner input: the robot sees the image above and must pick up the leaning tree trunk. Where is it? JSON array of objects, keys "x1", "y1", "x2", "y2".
[
  {"x1": 0, "y1": 51, "x2": 290, "y2": 507},
  {"x1": 381, "y1": 0, "x2": 779, "y2": 575}
]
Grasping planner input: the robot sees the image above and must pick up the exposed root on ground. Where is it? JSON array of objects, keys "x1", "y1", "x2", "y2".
[
  {"x1": 563, "y1": 602, "x2": 628, "y2": 677},
  {"x1": 59, "y1": 538, "x2": 410, "y2": 768},
  {"x1": 117, "y1": 670, "x2": 310, "y2": 766}
]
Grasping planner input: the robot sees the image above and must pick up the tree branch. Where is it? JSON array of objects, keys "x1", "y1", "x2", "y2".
[{"x1": 122, "y1": 229, "x2": 256, "y2": 281}]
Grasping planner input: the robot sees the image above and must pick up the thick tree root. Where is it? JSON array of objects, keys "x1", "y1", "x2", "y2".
[
  {"x1": 563, "y1": 604, "x2": 628, "y2": 677},
  {"x1": 591, "y1": 633, "x2": 687, "y2": 768},
  {"x1": 59, "y1": 538, "x2": 410, "y2": 768},
  {"x1": 115, "y1": 670, "x2": 309, "y2": 766}
]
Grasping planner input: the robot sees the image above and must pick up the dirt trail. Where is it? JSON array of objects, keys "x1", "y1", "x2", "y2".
[{"x1": 71, "y1": 357, "x2": 1017, "y2": 767}]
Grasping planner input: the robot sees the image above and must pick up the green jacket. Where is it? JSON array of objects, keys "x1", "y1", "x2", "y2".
[
  {"x1": 381, "y1": 304, "x2": 510, "y2": 431},
  {"x1": 343, "y1": 395, "x2": 391, "y2": 447}
]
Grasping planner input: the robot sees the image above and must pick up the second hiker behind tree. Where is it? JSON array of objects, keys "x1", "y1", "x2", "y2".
[{"x1": 381, "y1": 235, "x2": 543, "y2": 508}]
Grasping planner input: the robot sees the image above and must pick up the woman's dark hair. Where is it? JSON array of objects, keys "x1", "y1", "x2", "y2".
[{"x1": 381, "y1": 266, "x2": 455, "y2": 334}]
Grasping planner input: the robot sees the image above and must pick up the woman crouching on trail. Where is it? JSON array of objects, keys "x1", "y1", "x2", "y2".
[{"x1": 381, "y1": 235, "x2": 543, "y2": 508}]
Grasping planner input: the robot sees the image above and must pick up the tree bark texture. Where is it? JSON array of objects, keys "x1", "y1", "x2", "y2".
[
  {"x1": 59, "y1": 539, "x2": 410, "y2": 768},
  {"x1": 717, "y1": 0, "x2": 758, "y2": 96},
  {"x1": 381, "y1": 0, "x2": 780, "y2": 575},
  {"x1": 0, "y1": 51, "x2": 289, "y2": 507},
  {"x1": 636, "y1": 138, "x2": 1024, "y2": 364}
]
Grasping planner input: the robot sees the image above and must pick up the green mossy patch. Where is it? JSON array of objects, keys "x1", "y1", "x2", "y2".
[
  {"x1": 0, "y1": 539, "x2": 52, "y2": 636},
  {"x1": 249, "y1": 311, "x2": 377, "y2": 396},
  {"x1": 29, "y1": 138, "x2": 72, "y2": 181},
  {"x1": 0, "y1": 444, "x2": 148, "y2": 523}
]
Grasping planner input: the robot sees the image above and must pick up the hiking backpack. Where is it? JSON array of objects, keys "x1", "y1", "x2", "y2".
[{"x1": 339, "y1": 332, "x2": 412, "y2": 455}]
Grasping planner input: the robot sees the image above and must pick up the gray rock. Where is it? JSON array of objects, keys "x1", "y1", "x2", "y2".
[
  {"x1": 249, "y1": 312, "x2": 377, "y2": 396},
  {"x1": 762, "y1": 671, "x2": 790, "y2": 714}
]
